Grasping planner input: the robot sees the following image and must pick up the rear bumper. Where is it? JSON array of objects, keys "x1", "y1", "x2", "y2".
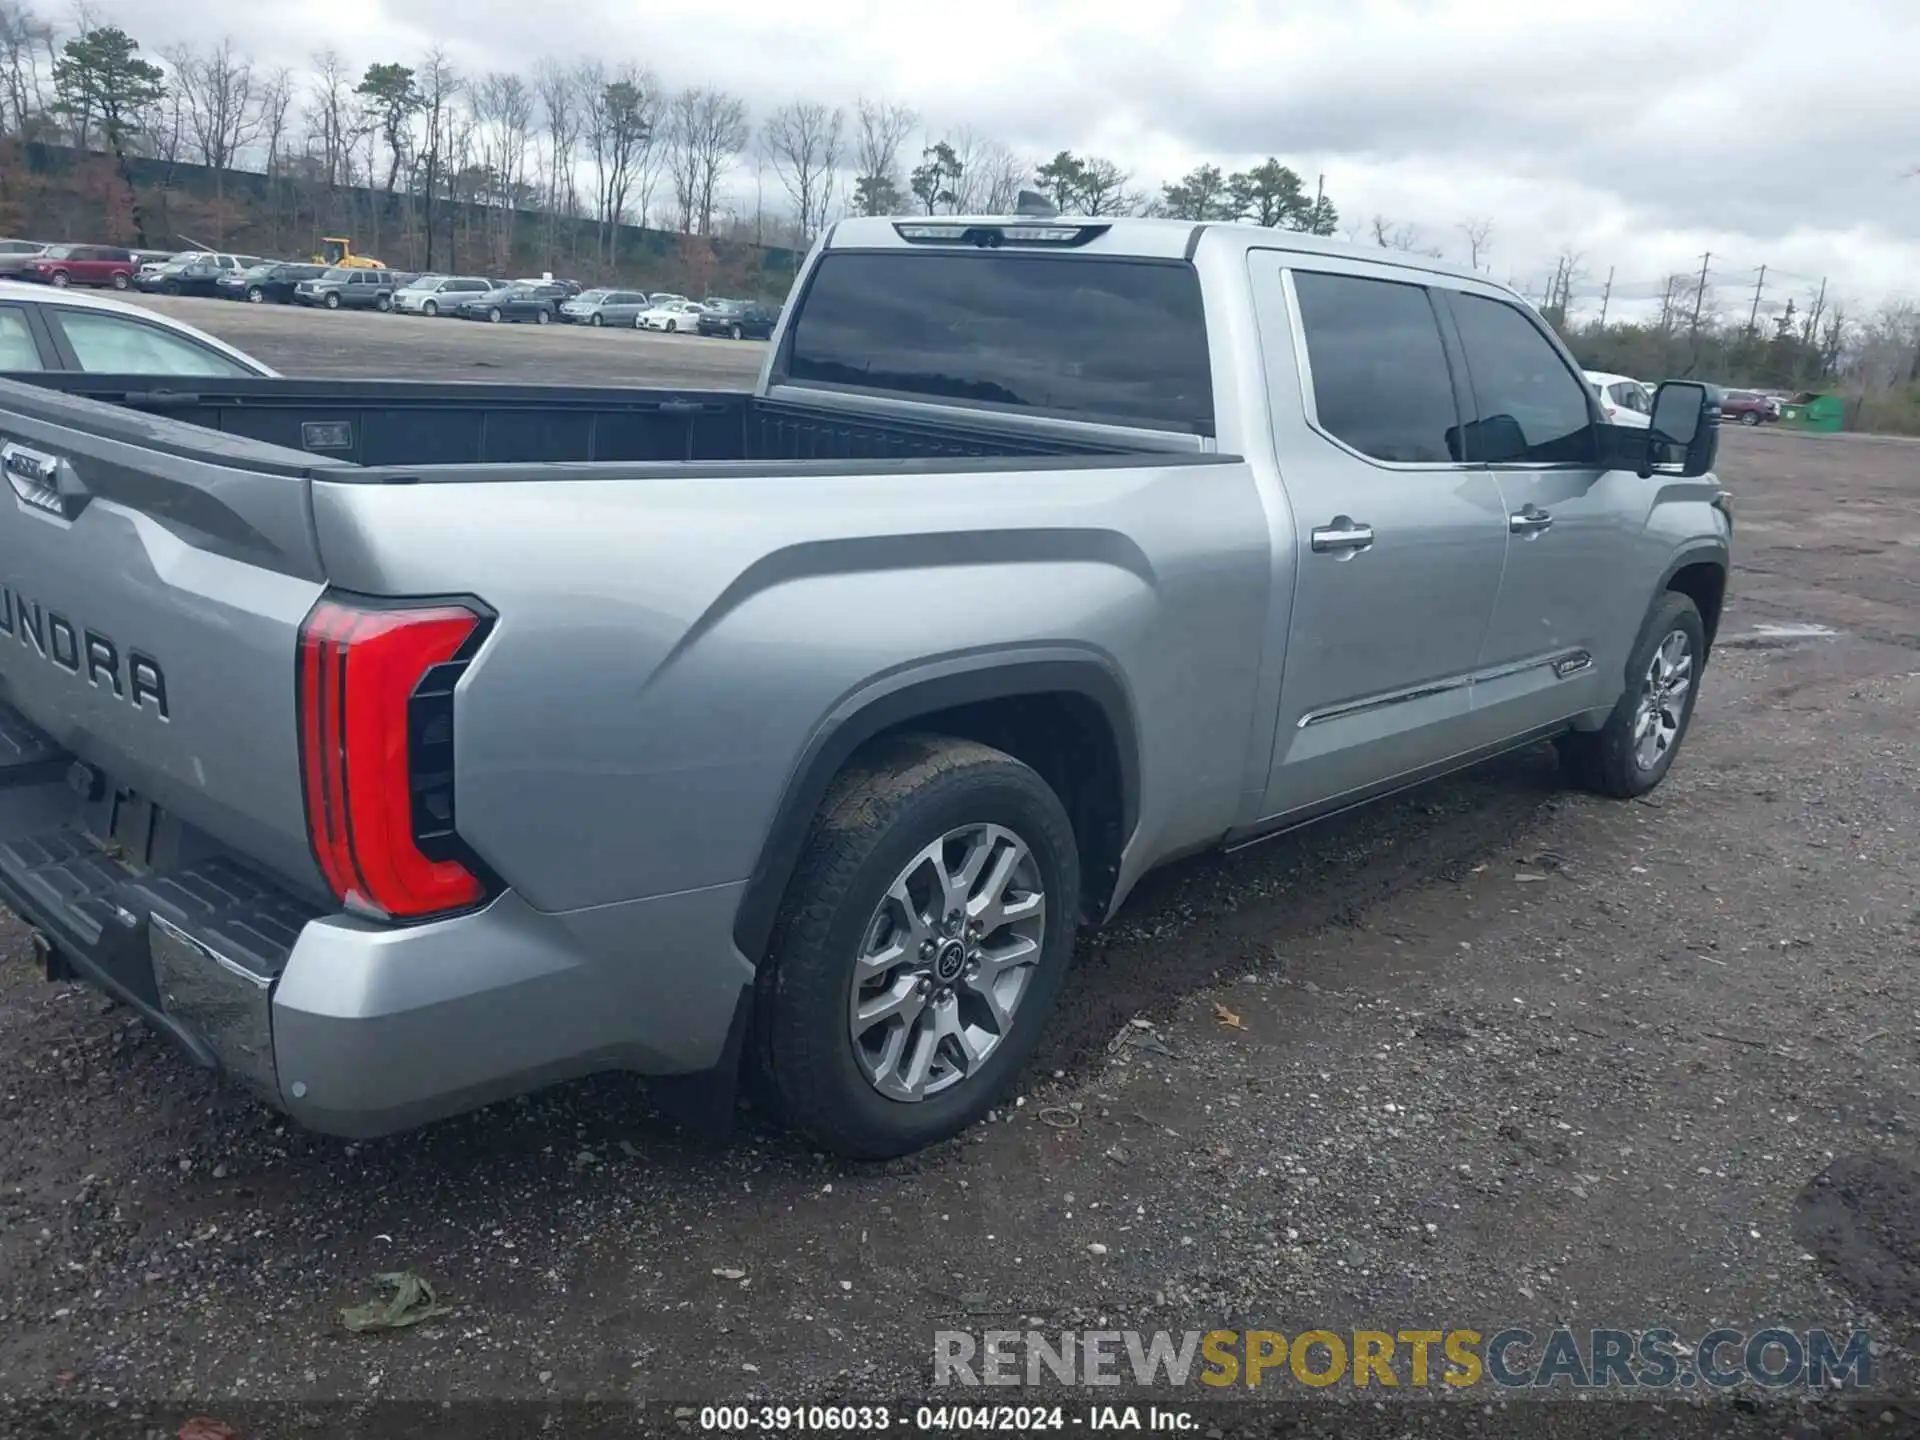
[{"x1": 0, "y1": 706, "x2": 753, "y2": 1138}]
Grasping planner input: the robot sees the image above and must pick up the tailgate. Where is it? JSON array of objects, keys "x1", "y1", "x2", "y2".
[{"x1": 0, "y1": 378, "x2": 345, "y2": 897}]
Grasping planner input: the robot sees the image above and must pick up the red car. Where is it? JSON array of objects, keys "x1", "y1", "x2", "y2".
[
  {"x1": 24, "y1": 244, "x2": 138, "y2": 290},
  {"x1": 1718, "y1": 389, "x2": 1780, "y2": 426}
]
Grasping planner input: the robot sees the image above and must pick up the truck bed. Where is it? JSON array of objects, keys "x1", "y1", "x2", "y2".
[{"x1": 5, "y1": 375, "x2": 1148, "y2": 469}]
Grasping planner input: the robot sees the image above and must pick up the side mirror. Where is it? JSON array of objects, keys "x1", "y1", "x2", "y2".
[{"x1": 1640, "y1": 381, "x2": 1719, "y2": 478}]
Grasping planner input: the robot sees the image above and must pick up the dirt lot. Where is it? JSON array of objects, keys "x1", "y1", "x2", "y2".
[
  {"x1": 124, "y1": 291, "x2": 770, "y2": 388},
  {"x1": 0, "y1": 315, "x2": 1915, "y2": 1437}
]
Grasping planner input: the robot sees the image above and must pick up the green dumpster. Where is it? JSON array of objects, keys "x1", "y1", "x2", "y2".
[{"x1": 1779, "y1": 392, "x2": 1845, "y2": 433}]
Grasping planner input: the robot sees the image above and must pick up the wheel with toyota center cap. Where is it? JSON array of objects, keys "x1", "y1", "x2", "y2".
[{"x1": 754, "y1": 734, "x2": 1080, "y2": 1158}]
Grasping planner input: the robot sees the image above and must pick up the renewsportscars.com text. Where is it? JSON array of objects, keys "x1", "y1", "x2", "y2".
[{"x1": 933, "y1": 1327, "x2": 1874, "y2": 1391}]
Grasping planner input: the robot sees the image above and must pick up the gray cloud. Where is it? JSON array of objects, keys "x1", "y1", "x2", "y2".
[{"x1": 89, "y1": 0, "x2": 1920, "y2": 307}]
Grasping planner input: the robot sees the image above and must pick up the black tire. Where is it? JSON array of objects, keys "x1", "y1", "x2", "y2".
[
  {"x1": 246, "y1": 286, "x2": 264, "y2": 303},
  {"x1": 423, "y1": 300, "x2": 438, "y2": 317},
  {"x1": 110, "y1": 273, "x2": 129, "y2": 290},
  {"x1": 535, "y1": 308, "x2": 550, "y2": 325},
  {"x1": 729, "y1": 323, "x2": 743, "y2": 341},
  {"x1": 753, "y1": 735, "x2": 1081, "y2": 1159},
  {"x1": 376, "y1": 293, "x2": 392, "y2": 312},
  {"x1": 666, "y1": 320, "x2": 677, "y2": 333},
  {"x1": 487, "y1": 307, "x2": 502, "y2": 323},
  {"x1": 589, "y1": 312, "x2": 603, "y2": 327},
  {"x1": 1740, "y1": 411, "x2": 1759, "y2": 426},
  {"x1": 323, "y1": 291, "x2": 341, "y2": 309},
  {"x1": 49, "y1": 271, "x2": 69, "y2": 288},
  {"x1": 1557, "y1": 591, "x2": 1706, "y2": 798},
  {"x1": 163, "y1": 280, "x2": 181, "y2": 297}
]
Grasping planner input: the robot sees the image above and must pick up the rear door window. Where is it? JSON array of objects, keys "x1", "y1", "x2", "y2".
[
  {"x1": 0, "y1": 306, "x2": 44, "y2": 370},
  {"x1": 1290, "y1": 270, "x2": 1461, "y2": 464},
  {"x1": 51, "y1": 310, "x2": 255, "y2": 377},
  {"x1": 782, "y1": 249, "x2": 1214, "y2": 434},
  {"x1": 1449, "y1": 293, "x2": 1597, "y2": 464}
]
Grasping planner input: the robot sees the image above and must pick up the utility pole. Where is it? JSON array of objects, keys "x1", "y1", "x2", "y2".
[
  {"x1": 1659, "y1": 274, "x2": 1677, "y2": 331},
  {"x1": 1747, "y1": 264, "x2": 1766, "y2": 335},
  {"x1": 1597, "y1": 265, "x2": 1615, "y2": 327},
  {"x1": 1688, "y1": 251, "x2": 1711, "y2": 338}
]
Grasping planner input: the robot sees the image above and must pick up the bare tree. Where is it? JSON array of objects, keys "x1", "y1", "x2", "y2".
[
  {"x1": 851, "y1": 96, "x2": 916, "y2": 215},
  {"x1": 1369, "y1": 215, "x2": 1442, "y2": 257},
  {"x1": 1458, "y1": 216, "x2": 1493, "y2": 271},
  {"x1": 533, "y1": 58, "x2": 583, "y2": 259},
  {"x1": 473, "y1": 70, "x2": 534, "y2": 264},
  {"x1": 167, "y1": 39, "x2": 261, "y2": 174},
  {"x1": 970, "y1": 138, "x2": 1026, "y2": 213},
  {"x1": 665, "y1": 86, "x2": 748, "y2": 236},
  {"x1": 0, "y1": 0, "x2": 55, "y2": 136},
  {"x1": 762, "y1": 99, "x2": 843, "y2": 245},
  {"x1": 415, "y1": 50, "x2": 458, "y2": 270},
  {"x1": 303, "y1": 48, "x2": 353, "y2": 191}
]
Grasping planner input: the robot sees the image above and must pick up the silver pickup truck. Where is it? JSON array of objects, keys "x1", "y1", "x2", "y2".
[{"x1": 0, "y1": 216, "x2": 1730, "y2": 1158}]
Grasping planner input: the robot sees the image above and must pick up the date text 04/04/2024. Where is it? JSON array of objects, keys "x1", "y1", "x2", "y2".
[{"x1": 694, "y1": 1404, "x2": 1195, "y2": 1432}]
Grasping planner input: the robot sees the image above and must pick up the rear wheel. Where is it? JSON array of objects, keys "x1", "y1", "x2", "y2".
[
  {"x1": 1558, "y1": 591, "x2": 1706, "y2": 799},
  {"x1": 754, "y1": 735, "x2": 1080, "y2": 1159},
  {"x1": 730, "y1": 323, "x2": 743, "y2": 340},
  {"x1": 1740, "y1": 410, "x2": 1760, "y2": 426},
  {"x1": 110, "y1": 273, "x2": 129, "y2": 291},
  {"x1": 375, "y1": 293, "x2": 392, "y2": 312}
]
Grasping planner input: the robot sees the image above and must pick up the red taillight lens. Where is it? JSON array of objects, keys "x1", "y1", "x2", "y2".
[{"x1": 297, "y1": 596, "x2": 488, "y2": 920}]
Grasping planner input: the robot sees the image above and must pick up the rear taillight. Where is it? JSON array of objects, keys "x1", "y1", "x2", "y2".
[{"x1": 297, "y1": 595, "x2": 491, "y2": 921}]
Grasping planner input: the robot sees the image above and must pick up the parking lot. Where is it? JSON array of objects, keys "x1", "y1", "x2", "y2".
[{"x1": 1, "y1": 300, "x2": 1916, "y2": 1434}]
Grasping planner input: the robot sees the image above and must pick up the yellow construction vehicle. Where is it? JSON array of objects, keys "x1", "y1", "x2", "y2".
[{"x1": 314, "y1": 237, "x2": 385, "y2": 269}]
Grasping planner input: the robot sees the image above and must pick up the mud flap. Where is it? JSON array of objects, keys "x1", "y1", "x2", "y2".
[{"x1": 646, "y1": 983, "x2": 751, "y2": 1144}]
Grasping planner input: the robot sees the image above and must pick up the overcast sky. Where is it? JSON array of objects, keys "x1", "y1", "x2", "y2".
[{"x1": 101, "y1": 0, "x2": 1920, "y2": 322}]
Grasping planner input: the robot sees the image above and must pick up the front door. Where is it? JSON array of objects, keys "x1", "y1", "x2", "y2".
[
  {"x1": 1438, "y1": 286, "x2": 1636, "y2": 731},
  {"x1": 1249, "y1": 258, "x2": 1511, "y2": 823}
]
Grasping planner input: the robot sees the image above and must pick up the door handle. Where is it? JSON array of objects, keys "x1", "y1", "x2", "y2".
[
  {"x1": 1509, "y1": 504, "x2": 1554, "y2": 535},
  {"x1": 1310, "y1": 516, "x2": 1375, "y2": 554}
]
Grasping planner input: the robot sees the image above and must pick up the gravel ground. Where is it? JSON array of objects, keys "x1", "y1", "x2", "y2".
[{"x1": 0, "y1": 320, "x2": 1915, "y2": 1440}]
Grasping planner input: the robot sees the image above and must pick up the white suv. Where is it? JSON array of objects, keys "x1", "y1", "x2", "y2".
[{"x1": 1585, "y1": 370, "x2": 1652, "y2": 428}]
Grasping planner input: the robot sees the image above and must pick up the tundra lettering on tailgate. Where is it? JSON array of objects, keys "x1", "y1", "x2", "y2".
[{"x1": 0, "y1": 584, "x2": 168, "y2": 718}]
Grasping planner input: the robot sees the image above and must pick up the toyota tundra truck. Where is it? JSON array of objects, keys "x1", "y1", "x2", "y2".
[{"x1": 0, "y1": 215, "x2": 1730, "y2": 1158}]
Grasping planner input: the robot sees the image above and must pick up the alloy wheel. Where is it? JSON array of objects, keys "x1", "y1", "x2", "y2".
[
  {"x1": 847, "y1": 823, "x2": 1047, "y2": 1102},
  {"x1": 1632, "y1": 629, "x2": 1693, "y2": 771}
]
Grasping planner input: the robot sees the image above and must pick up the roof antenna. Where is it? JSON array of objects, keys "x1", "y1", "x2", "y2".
[{"x1": 1014, "y1": 190, "x2": 1059, "y2": 217}]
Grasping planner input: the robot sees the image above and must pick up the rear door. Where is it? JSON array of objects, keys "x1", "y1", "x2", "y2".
[
  {"x1": 0, "y1": 380, "x2": 331, "y2": 890},
  {"x1": 1250, "y1": 256, "x2": 1510, "y2": 821},
  {"x1": 1438, "y1": 284, "x2": 1628, "y2": 730}
]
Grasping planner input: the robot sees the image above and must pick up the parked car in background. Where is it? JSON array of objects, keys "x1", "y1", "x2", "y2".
[
  {"x1": 1584, "y1": 370, "x2": 1653, "y2": 428},
  {"x1": 516, "y1": 276, "x2": 582, "y2": 296},
  {"x1": 1718, "y1": 389, "x2": 1779, "y2": 426},
  {"x1": 393, "y1": 275, "x2": 492, "y2": 316},
  {"x1": 559, "y1": 288, "x2": 651, "y2": 327},
  {"x1": 637, "y1": 299, "x2": 705, "y2": 333},
  {"x1": 0, "y1": 242, "x2": 50, "y2": 279},
  {"x1": 647, "y1": 291, "x2": 691, "y2": 307},
  {"x1": 295, "y1": 266, "x2": 401, "y2": 311},
  {"x1": 218, "y1": 262, "x2": 329, "y2": 304},
  {"x1": 20, "y1": 244, "x2": 137, "y2": 290},
  {"x1": 453, "y1": 281, "x2": 567, "y2": 323},
  {"x1": 0, "y1": 280, "x2": 274, "y2": 376},
  {"x1": 136, "y1": 253, "x2": 250, "y2": 296},
  {"x1": 697, "y1": 299, "x2": 780, "y2": 340}
]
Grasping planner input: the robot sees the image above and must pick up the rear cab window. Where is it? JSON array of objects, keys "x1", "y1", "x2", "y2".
[{"x1": 779, "y1": 249, "x2": 1214, "y2": 434}]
